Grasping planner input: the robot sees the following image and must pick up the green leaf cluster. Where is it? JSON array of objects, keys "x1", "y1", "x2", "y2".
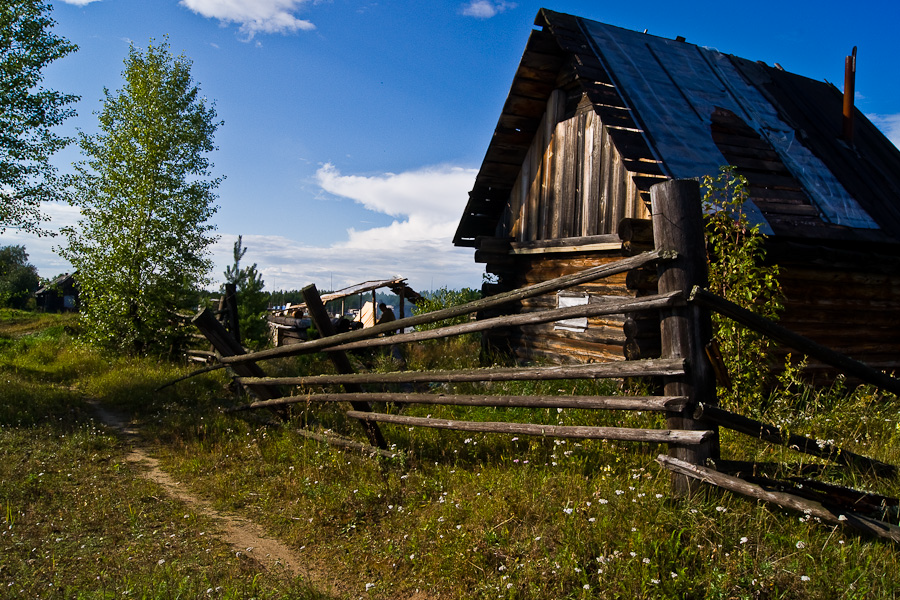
[
  {"x1": 702, "y1": 166, "x2": 784, "y2": 408},
  {"x1": 0, "y1": 0, "x2": 78, "y2": 234},
  {"x1": 60, "y1": 38, "x2": 221, "y2": 355}
]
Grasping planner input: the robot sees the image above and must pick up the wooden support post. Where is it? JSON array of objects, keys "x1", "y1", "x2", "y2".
[
  {"x1": 224, "y1": 282, "x2": 240, "y2": 345},
  {"x1": 303, "y1": 284, "x2": 387, "y2": 449},
  {"x1": 651, "y1": 179, "x2": 719, "y2": 497},
  {"x1": 191, "y1": 308, "x2": 279, "y2": 401}
]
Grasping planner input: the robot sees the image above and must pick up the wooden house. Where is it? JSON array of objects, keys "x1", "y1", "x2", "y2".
[
  {"x1": 35, "y1": 272, "x2": 79, "y2": 313},
  {"x1": 454, "y1": 9, "x2": 900, "y2": 376}
]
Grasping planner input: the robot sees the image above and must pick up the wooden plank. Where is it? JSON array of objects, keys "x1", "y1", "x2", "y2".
[
  {"x1": 657, "y1": 455, "x2": 900, "y2": 543},
  {"x1": 348, "y1": 412, "x2": 714, "y2": 445},
  {"x1": 247, "y1": 392, "x2": 688, "y2": 413},
  {"x1": 695, "y1": 403, "x2": 895, "y2": 476},
  {"x1": 303, "y1": 285, "x2": 386, "y2": 449},
  {"x1": 191, "y1": 308, "x2": 281, "y2": 401},
  {"x1": 224, "y1": 251, "x2": 669, "y2": 365},
  {"x1": 689, "y1": 286, "x2": 900, "y2": 396},
  {"x1": 237, "y1": 358, "x2": 687, "y2": 388}
]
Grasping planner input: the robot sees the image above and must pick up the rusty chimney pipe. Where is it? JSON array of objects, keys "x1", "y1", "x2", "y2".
[{"x1": 842, "y1": 46, "x2": 857, "y2": 144}]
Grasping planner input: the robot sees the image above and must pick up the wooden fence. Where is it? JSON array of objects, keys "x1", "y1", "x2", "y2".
[{"x1": 189, "y1": 179, "x2": 900, "y2": 541}]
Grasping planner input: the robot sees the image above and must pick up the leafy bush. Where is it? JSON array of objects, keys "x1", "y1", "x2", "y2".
[
  {"x1": 412, "y1": 287, "x2": 480, "y2": 331},
  {"x1": 702, "y1": 166, "x2": 784, "y2": 409}
]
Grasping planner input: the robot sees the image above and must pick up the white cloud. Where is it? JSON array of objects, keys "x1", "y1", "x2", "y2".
[
  {"x1": 868, "y1": 113, "x2": 900, "y2": 149},
  {"x1": 180, "y1": 0, "x2": 316, "y2": 38},
  {"x1": 460, "y1": 1, "x2": 516, "y2": 19},
  {"x1": 315, "y1": 163, "x2": 475, "y2": 221},
  {"x1": 1, "y1": 164, "x2": 483, "y2": 292},
  {"x1": 57, "y1": 0, "x2": 102, "y2": 5}
]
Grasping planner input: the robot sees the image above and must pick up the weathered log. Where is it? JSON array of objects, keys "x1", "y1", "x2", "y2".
[
  {"x1": 348, "y1": 411, "x2": 714, "y2": 444},
  {"x1": 303, "y1": 284, "x2": 386, "y2": 450},
  {"x1": 694, "y1": 403, "x2": 896, "y2": 476},
  {"x1": 618, "y1": 217, "x2": 654, "y2": 244},
  {"x1": 652, "y1": 179, "x2": 719, "y2": 496},
  {"x1": 221, "y1": 250, "x2": 671, "y2": 366},
  {"x1": 223, "y1": 282, "x2": 241, "y2": 345},
  {"x1": 657, "y1": 455, "x2": 900, "y2": 543},
  {"x1": 623, "y1": 314, "x2": 660, "y2": 339},
  {"x1": 241, "y1": 392, "x2": 689, "y2": 413},
  {"x1": 625, "y1": 267, "x2": 659, "y2": 292},
  {"x1": 237, "y1": 357, "x2": 687, "y2": 388},
  {"x1": 688, "y1": 286, "x2": 900, "y2": 396},
  {"x1": 326, "y1": 291, "x2": 680, "y2": 355},
  {"x1": 624, "y1": 337, "x2": 662, "y2": 361},
  {"x1": 191, "y1": 308, "x2": 280, "y2": 401}
]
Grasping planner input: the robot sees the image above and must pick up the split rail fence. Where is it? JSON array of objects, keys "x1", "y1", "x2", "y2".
[{"x1": 189, "y1": 179, "x2": 900, "y2": 541}]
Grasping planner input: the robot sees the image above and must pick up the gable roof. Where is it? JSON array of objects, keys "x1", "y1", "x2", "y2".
[{"x1": 454, "y1": 8, "x2": 900, "y2": 247}]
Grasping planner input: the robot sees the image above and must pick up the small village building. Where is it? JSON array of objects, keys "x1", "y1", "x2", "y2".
[
  {"x1": 34, "y1": 272, "x2": 79, "y2": 313},
  {"x1": 454, "y1": 9, "x2": 900, "y2": 377}
]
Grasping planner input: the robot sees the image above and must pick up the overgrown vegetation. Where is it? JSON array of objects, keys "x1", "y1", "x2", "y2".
[
  {"x1": 702, "y1": 166, "x2": 784, "y2": 409},
  {"x1": 2, "y1": 309, "x2": 899, "y2": 599}
]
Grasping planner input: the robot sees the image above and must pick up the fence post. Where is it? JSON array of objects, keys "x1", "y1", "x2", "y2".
[
  {"x1": 651, "y1": 179, "x2": 719, "y2": 497},
  {"x1": 224, "y1": 282, "x2": 241, "y2": 345},
  {"x1": 302, "y1": 284, "x2": 388, "y2": 450}
]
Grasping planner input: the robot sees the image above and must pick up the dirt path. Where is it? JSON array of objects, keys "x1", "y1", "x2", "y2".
[{"x1": 90, "y1": 402, "x2": 308, "y2": 579}]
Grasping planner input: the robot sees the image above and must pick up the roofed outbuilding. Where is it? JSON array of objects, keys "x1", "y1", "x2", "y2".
[{"x1": 455, "y1": 9, "x2": 900, "y2": 376}]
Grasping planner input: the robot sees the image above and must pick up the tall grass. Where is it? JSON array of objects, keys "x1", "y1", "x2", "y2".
[{"x1": 2, "y1": 310, "x2": 899, "y2": 599}]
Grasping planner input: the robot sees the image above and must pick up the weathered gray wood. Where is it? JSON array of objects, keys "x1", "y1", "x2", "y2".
[
  {"x1": 191, "y1": 308, "x2": 280, "y2": 401},
  {"x1": 242, "y1": 392, "x2": 689, "y2": 412},
  {"x1": 303, "y1": 284, "x2": 386, "y2": 450},
  {"x1": 348, "y1": 411, "x2": 714, "y2": 444},
  {"x1": 652, "y1": 179, "x2": 719, "y2": 496},
  {"x1": 689, "y1": 286, "x2": 900, "y2": 396},
  {"x1": 294, "y1": 291, "x2": 682, "y2": 355},
  {"x1": 237, "y1": 357, "x2": 686, "y2": 388},
  {"x1": 695, "y1": 403, "x2": 896, "y2": 476},
  {"x1": 657, "y1": 455, "x2": 900, "y2": 543},
  {"x1": 221, "y1": 250, "x2": 671, "y2": 365}
]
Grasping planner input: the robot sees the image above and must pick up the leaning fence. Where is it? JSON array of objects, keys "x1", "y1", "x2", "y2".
[{"x1": 185, "y1": 179, "x2": 900, "y2": 541}]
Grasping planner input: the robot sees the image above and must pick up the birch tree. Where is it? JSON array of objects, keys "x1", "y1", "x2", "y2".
[{"x1": 61, "y1": 39, "x2": 221, "y2": 354}]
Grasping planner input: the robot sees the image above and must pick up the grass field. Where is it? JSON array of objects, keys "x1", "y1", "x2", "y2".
[{"x1": 1, "y1": 309, "x2": 899, "y2": 599}]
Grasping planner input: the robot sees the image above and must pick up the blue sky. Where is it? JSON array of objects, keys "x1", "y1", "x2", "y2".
[{"x1": 2, "y1": 0, "x2": 898, "y2": 293}]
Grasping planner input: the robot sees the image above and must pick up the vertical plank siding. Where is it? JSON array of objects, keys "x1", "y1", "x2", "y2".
[{"x1": 503, "y1": 92, "x2": 650, "y2": 244}]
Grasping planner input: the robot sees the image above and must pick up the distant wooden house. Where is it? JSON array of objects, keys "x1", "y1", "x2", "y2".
[
  {"x1": 35, "y1": 272, "x2": 79, "y2": 313},
  {"x1": 454, "y1": 9, "x2": 900, "y2": 377}
]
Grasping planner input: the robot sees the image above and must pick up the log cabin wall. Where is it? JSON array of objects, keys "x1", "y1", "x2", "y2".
[
  {"x1": 766, "y1": 243, "x2": 900, "y2": 382},
  {"x1": 479, "y1": 89, "x2": 653, "y2": 364},
  {"x1": 483, "y1": 249, "x2": 636, "y2": 364}
]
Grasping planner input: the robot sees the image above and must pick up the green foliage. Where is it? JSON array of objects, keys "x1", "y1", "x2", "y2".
[
  {"x1": 702, "y1": 166, "x2": 784, "y2": 408},
  {"x1": 0, "y1": 245, "x2": 39, "y2": 308},
  {"x1": 223, "y1": 235, "x2": 268, "y2": 349},
  {"x1": 0, "y1": 0, "x2": 78, "y2": 234},
  {"x1": 412, "y1": 286, "x2": 480, "y2": 331},
  {"x1": 61, "y1": 38, "x2": 221, "y2": 355}
]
